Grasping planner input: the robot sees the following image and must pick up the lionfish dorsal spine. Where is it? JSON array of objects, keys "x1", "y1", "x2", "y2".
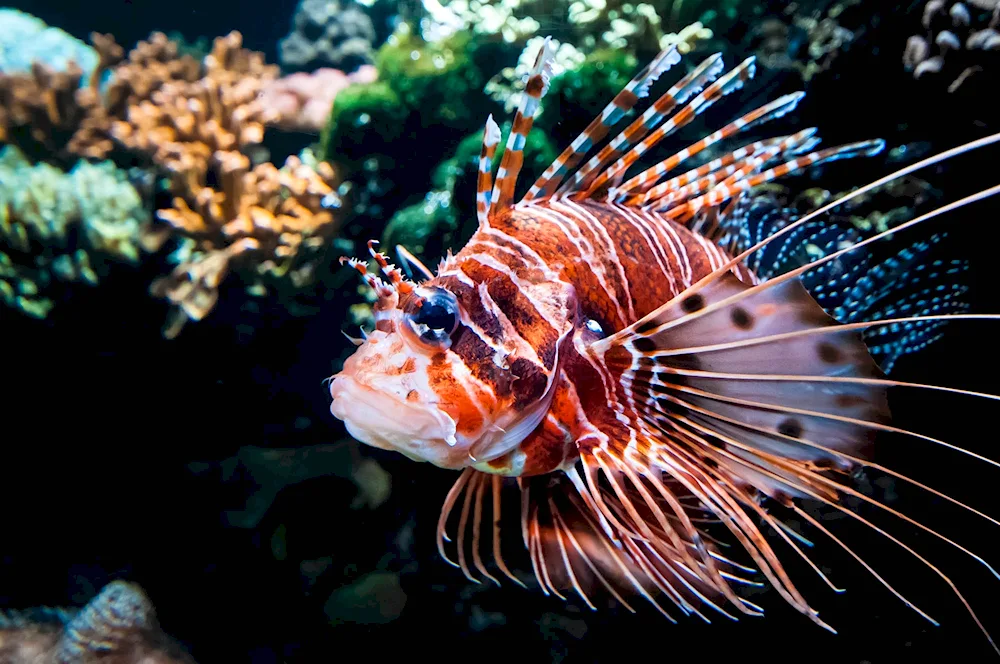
[
  {"x1": 559, "y1": 52, "x2": 728, "y2": 199},
  {"x1": 614, "y1": 91, "x2": 807, "y2": 202},
  {"x1": 476, "y1": 114, "x2": 502, "y2": 227},
  {"x1": 582, "y1": 56, "x2": 759, "y2": 200},
  {"x1": 489, "y1": 36, "x2": 555, "y2": 217},
  {"x1": 523, "y1": 43, "x2": 684, "y2": 202}
]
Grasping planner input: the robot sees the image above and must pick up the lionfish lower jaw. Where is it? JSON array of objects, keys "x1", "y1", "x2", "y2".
[{"x1": 329, "y1": 375, "x2": 461, "y2": 466}]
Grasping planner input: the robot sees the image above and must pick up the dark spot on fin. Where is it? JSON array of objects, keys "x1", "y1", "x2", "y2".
[
  {"x1": 681, "y1": 294, "x2": 705, "y2": 313},
  {"x1": 636, "y1": 319, "x2": 660, "y2": 334},
  {"x1": 777, "y1": 419, "x2": 804, "y2": 439},
  {"x1": 632, "y1": 337, "x2": 656, "y2": 352},
  {"x1": 730, "y1": 306, "x2": 754, "y2": 330},
  {"x1": 817, "y1": 342, "x2": 842, "y2": 364}
]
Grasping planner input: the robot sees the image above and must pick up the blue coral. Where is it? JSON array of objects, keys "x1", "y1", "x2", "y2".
[{"x1": 0, "y1": 8, "x2": 98, "y2": 77}]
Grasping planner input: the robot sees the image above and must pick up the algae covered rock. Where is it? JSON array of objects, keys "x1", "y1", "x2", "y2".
[{"x1": 319, "y1": 26, "x2": 509, "y2": 173}]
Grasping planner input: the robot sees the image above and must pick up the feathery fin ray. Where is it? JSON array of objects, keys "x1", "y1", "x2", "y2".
[{"x1": 431, "y1": 34, "x2": 1000, "y2": 652}]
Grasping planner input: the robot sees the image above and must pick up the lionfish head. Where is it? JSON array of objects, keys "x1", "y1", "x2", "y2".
[{"x1": 329, "y1": 244, "x2": 554, "y2": 470}]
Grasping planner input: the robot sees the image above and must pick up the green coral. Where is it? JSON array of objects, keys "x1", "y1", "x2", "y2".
[
  {"x1": 374, "y1": 29, "x2": 483, "y2": 128},
  {"x1": 319, "y1": 81, "x2": 407, "y2": 165},
  {"x1": 0, "y1": 145, "x2": 154, "y2": 318},
  {"x1": 319, "y1": 25, "x2": 507, "y2": 169}
]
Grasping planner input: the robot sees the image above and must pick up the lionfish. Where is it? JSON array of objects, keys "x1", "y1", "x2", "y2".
[{"x1": 329, "y1": 38, "x2": 1000, "y2": 648}]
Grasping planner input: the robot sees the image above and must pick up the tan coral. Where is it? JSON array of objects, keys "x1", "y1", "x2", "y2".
[
  {"x1": 0, "y1": 62, "x2": 90, "y2": 154},
  {"x1": 0, "y1": 28, "x2": 345, "y2": 335},
  {"x1": 151, "y1": 152, "x2": 342, "y2": 338}
]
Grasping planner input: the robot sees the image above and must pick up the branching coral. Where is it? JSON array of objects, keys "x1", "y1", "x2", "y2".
[
  {"x1": 152, "y1": 152, "x2": 343, "y2": 338},
  {"x1": 0, "y1": 25, "x2": 346, "y2": 335},
  {"x1": 904, "y1": 0, "x2": 1000, "y2": 96}
]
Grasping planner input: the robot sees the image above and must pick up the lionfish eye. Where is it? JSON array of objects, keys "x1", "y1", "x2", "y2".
[{"x1": 404, "y1": 286, "x2": 460, "y2": 347}]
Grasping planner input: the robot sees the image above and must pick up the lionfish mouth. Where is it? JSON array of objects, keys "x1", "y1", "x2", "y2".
[{"x1": 328, "y1": 375, "x2": 461, "y2": 467}]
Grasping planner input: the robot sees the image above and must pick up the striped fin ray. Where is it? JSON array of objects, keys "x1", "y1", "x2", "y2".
[
  {"x1": 594, "y1": 270, "x2": 1000, "y2": 641},
  {"x1": 476, "y1": 115, "x2": 503, "y2": 226},
  {"x1": 523, "y1": 44, "x2": 684, "y2": 202},
  {"x1": 585, "y1": 149, "x2": 1000, "y2": 649},
  {"x1": 727, "y1": 196, "x2": 972, "y2": 373},
  {"x1": 580, "y1": 56, "x2": 758, "y2": 200},
  {"x1": 613, "y1": 91, "x2": 807, "y2": 201},
  {"x1": 518, "y1": 455, "x2": 780, "y2": 622},
  {"x1": 658, "y1": 140, "x2": 887, "y2": 219},
  {"x1": 437, "y1": 468, "x2": 525, "y2": 588},
  {"x1": 550, "y1": 52, "x2": 726, "y2": 199},
  {"x1": 490, "y1": 38, "x2": 555, "y2": 217},
  {"x1": 629, "y1": 130, "x2": 819, "y2": 211}
]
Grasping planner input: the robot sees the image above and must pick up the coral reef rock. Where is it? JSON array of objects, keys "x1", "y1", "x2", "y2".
[
  {"x1": 904, "y1": 0, "x2": 1000, "y2": 98},
  {"x1": 279, "y1": 0, "x2": 377, "y2": 73},
  {"x1": 0, "y1": 145, "x2": 160, "y2": 318},
  {"x1": 0, "y1": 581, "x2": 196, "y2": 664}
]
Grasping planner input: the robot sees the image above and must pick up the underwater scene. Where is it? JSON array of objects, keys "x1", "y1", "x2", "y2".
[{"x1": 2, "y1": 0, "x2": 1000, "y2": 661}]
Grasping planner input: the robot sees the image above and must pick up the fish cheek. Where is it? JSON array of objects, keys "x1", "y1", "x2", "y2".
[{"x1": 510, "y1": 357, "x2": 548, "y2": 411}]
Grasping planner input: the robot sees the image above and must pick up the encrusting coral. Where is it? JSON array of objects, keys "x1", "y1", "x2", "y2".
[
  {"x1": 259, "y1": 65, "x2": 378, "y2": 134},
  {"x1": 0, "y1": 8, "x2": 99, "y2": 75},
  {"x1": 0, "y1": 145, "x2": 161, "y2": 318},
  {"x1": 0, "y1": 580, "x2": 196, "y2": 664}
]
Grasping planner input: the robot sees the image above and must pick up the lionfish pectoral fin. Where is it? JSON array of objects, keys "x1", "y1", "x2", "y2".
[
  {"x1": 594, "y1": 270, "x2": 888, "y2": 473},
  {"x1": 589, "y1": 262, "x2": 1000, "y2": 643},
  {"x1": 435, "y1": 463, "x2": 758, "y2": 621}
]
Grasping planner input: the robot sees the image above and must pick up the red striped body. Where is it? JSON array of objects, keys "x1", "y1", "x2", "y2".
[{"x1": 436, "y1": 199, "x2": 752, "y2": 477}]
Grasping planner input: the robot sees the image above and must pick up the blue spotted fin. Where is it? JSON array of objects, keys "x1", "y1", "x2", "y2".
[{"x1": 722, "y1": 196, "x2": 971, "y2": 373}]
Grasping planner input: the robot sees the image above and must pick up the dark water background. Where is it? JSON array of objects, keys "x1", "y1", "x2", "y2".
[{"x1": 3, "y1": 0, "x2": 1000, "y2": 662}]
